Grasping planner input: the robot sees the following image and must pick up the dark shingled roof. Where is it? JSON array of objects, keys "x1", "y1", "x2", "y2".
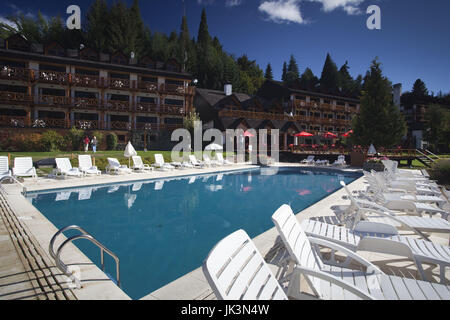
[{"x1": 195, "y1": 88, "x2": 251, "y2": 109}]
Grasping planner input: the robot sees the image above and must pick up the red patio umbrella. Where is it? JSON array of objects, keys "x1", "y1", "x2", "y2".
[
  {"x1": 294, "y1": 131, "x2": 314, "y2": 137},
  {"x1": 243, "y1": 130, "x2": 255, "y2": 137},
  {"x1": 342, "y1": 129, "x2": 353, "y2": 137},
  {"x1": 323, "y1": 132, "x2": 338, "y2": 138}
]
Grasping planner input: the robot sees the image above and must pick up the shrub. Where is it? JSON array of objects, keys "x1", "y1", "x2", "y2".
[
  {"x1": 429, "y1": 159, "x2": 450, "y2": 186},
  {"x1": 106, "y1": 133, "x2": 118, "y2": 150},
  {"x1": 40, "y1": 130, "x2": 65, "y2": 152},
  {"x1": 66, "y1": 127, "x2": 84, "y2": 151},
  {"x1": 8, "y1": 133, "x2": 43, "y2": 151}
]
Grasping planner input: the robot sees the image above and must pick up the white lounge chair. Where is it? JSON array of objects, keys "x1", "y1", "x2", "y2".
[
  {"x1": 215, "y1": 153, "x2": 232, "y2": 165},
  {"x1": 373, "y1": 170, "x2": 441, "y2": 195},
  {"x1": 78, "y1": 155, "x2": 101, "y2": 175},
  {"x1": 152, "y1": 154, "x2": 175, "y2": 171},
  {"x1": 106, "y1": 158, "x2": 132, "y2": 175},
  {"x1": 315, "y1": 159, "x2": 329, "y2": 166},
  {"x1": 202, "y1": 229, "x2": 289, "y2": 300},
  {"x1": 131, "y1": 156, "x2": 153, "y2": 172},
  {"x1": 333, "y1": 155, "x2": 346, "y2": 166},
  {"x1": 0, "y1": 156, "x2": 12, "y2": 181},
  {"x1": 203, "y1": 154, "x2": 220, "y2": 167},
  {"x1": 13, "y1": 157, "x2": 37, "y2": 179},
  {"x1": 301, "y1": 218, "x2": 450, "y2": 284},
  {"x1": 301, "y1": 155, "x2": 315, "y2": 165},
  {"x1": 382, "y1": 159, "x2": 427, "y2": 180},
  {"x1": 272, "y1": 204, "x2": 450, "y2": 300},
  {"x1": 340, "y1": 181, "x2": 450, "y2": 241},
  {"x1": 189, "y1": 155, "x2": 206, "y2": 168},
  {"x1": 54, "y1": 158, "x2": 83, "y2": 178}
]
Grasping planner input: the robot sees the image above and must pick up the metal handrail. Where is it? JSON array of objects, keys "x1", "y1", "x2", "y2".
[
  {"x1": 0, "y1": 175, "x2": 27, "y2": 195},
  {"x1": 424, "y1": 149, "x2": 440, "y2": 160},
  {"x1": 49, "y1": 225, "x2": 120, "y2": 288}
]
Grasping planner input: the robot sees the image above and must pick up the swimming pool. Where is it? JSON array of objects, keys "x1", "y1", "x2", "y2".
[{"x1": 27, "y1": 167, "x2": 361, "y2": 299}]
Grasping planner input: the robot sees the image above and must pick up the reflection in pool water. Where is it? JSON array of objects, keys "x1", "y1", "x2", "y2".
[{"x1": 28, "y1": 167, "x2": 360, "y2": 299}]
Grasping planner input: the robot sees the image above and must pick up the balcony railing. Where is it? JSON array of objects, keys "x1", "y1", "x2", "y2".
[
  {"x1": 135, "y1": 102, "x2": 158, "y2": 113},
  {"x1": 0, "y1": 91, "x2": 32, "y2": 104},
  {"x1": 159, "y1": 123, "x2": 183, "y2": 131},
  {"x1": 106, "y1": 100, "x2": 132, "y2": 112},
  {"x1": 135, "y1": 122, "x2": 158, "y2": 131},
  {"x1": 36, "y1": 95, "x2": 71, "y2": 107},
  {"x1": 74, "y1": 119, "x2": 99, "y2": 130},
  {"x1": 73, "y1": 97, "x2": 100, "y2": 110},
  {"x1": 37, "y1": 70, "x2": 70, "y2": 85},
  {"x1": 72, "y1": 74, "x2": 100, "y2": 88},
  {"x1": 110, "y1": 121, "x2": 132, "y2": 130},
  {"x1": 108, "y1": 78, "x2": 131, "y2": 90},
  {"x1": 137, "y1": 81, "x2": 158, "y2": 92},
  {"x1": 0, "y1": 115, "x2": 27, "y2": 127},
  {"x1": 32, "y1": 118, "x2": 68, "y2": 129},
  {"x1": 159, "y1": 105, "x2": 186, "y2": 116},
  {"x1": 0, "y1": 66, "x2": 31, "y2": 82}
]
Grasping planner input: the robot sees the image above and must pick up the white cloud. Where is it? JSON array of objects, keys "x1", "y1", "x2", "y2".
[
  {"x1": 307, "y1": 0, "x2": 365, "y2": 15},
  {"x1": 226, "y1": 0, "x2": 243, "y2": 7},
  {"x1": 258, "y1": 0, "x2": 306, "y2": 24},
  {"x1": 0, "y1": 15, "x2": 17, "y2": 30}
]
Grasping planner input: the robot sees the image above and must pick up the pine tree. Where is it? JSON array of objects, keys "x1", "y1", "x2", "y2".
[
  {"x1": 197, "y1": 8, "x2": 211, "y2": 48},
  {"x1": 352, "y1": 58, "x2": 407, "y2": 148},
  {"x1": 299, "y1": 68, "x2": 319, "y2": 91},
  {"x1": 319, "y1": 53, "x2": 340, "y2": 94},
  {"x1": 281, "y1": 62, "x2": 287, "y2": 83},
  {"x1": 85, "y1": 0, "x2": 109, "y2": 52},
  {"x1": 412, "y1": 79, "x2": 428, "y2": 98},
  {"x1": 338, "y1": 61, "x2": 354, "y2": 96},
  {"x1": 264, "y1": 63, "x2": 273, "y2": 80}
]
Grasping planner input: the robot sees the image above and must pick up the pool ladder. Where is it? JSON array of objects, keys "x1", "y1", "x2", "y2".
[{"x1": 49, "y1": 225, "x2": 121, "y2": 289}]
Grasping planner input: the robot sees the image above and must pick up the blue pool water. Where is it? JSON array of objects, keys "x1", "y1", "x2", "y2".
[{"x1": 27, "y1": 167, "x2": 360, "y2": 299}]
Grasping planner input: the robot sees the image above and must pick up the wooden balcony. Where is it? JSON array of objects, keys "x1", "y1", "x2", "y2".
[
  {"x1": 108, "y1": 78, "x2": 131, "y2": 90},
  {"x1": 105, "y1": 100, "x2": 132, "y2": 112},
  {"x1": 0, "y1": 66, "x2": 31, "y2": 82},
  {"x1": 73, "y1": 97, "x2": 100, "y2": 110},
  {"x1": 110, "y1": 121, "x2": 132, "y2": 130},
  {"x1": 135, "y1": 122, "x2": 158, "y2": 131},
  {"x1": 72, "y1": 74, "x2": 100, "y2": 88},
  {"x1": 74, "y1": 119, "x2": 99, "y2": 130},
  {"x1": 218, "y1": 109, "x2": 287, "y2": 121},
  {"x1": 36, "y1": 95, "x2": 71, "y2": 107},
  {"x1": 135, "y1": 102, "x2": 158, "y2": 113},
  {"x1": 159, "y1": 105, "x2": 186, "y2": 116},
  {"x1": 0, "y1": 115, "x2": 27, "y2": 127},
  {"x1": 160, "y1": 83, "x2": 186, "y2": 95},
  {"x1": 137, "y1": 81, "x2": 158, "y2": 93},
  {"x1": 32, "y1": 118, "x2": 68, "y2": 129},
  {"x1": 0, "y1": 91, "x2": 33, "y2": 104},
  {"x1": 37, "y1": 70, "x2": 70, "y2": 85}
]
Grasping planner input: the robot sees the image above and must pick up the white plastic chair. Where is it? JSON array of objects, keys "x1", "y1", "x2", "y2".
[
  {"x1": 272, "y1": 204, "x2": 450, "y2": 300},
  {"x1": 216, "y1": 153, "x2": 232, "y2": 165},
  {"x1": 0, "y1": 156, "x2": 12, "y2": 180},
  {"x1": 189, "y1": 155, "x2": 205, "y2": 168},
  {"x1": 152, "y1": 154, "x2": 175, "y2": 171},
  {"x1": 107, "y1": 158, "x2": 132, "y2": 174},
  {"x1": 301, "y1": 155, "x2": 315, "y2": 165},
  {"x1": 78, "y1": 155, "x2": 101, "y2": 175},
  {"x1": 55, "y1": 158, "x2": 83, "y2": 178},
  {"x1": 202, "y1": 229, "x2": 288, "y2": 300},
  {"x1": 13, "y1": 157, "x2": 37, "y2": 179},
  {"x1": 333, "y1": 155, "x2": 346, "y2": 166},
  {"x1": 203, "y1": 154, "x2": 220, "y2": 167},
  {"x1": 131, "y1": 156, "x2": 153, "y2": 172}
]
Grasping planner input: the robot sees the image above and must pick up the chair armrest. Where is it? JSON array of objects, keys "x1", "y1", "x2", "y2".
[
  {"x1": 308, "y1": 237, "x2": 383, "y2": 274},
  {"x1": 292, "y1": 266, "x2": 376, "y2": 300}
]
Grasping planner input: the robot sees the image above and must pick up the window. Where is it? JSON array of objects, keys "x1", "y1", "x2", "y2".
[
  {"x1": 75, "y1": 91, "x2": 96, "y2": 99},
  {"x1": 136, "y1": 116, "x2": 157, "y2": 123},
  {"x1": 139, "y1": 97, "x2": 156, "y2": 103},
  {"x1": 0, "y1": 84, "x2": 27, "y2": 93},
  {"x1": 323, "y1": 99, "x2": 331, "y2": 104},
  {"x1": 41, "y1": 88, "x2": 65, "y2": 96},
  {"x1": 111, "y1": 53, "x2": 127, "y2": 65},
  {"x1": 110, "y1": 73, "x2": 129, "y2": 79},
  {"x1": 117, "y1": 135, "x2": 126, "y2": 142},
  {"x1": 110, "y1": 115, "x2": 129, "y2": 122},
  {"x1": 74, "y1": 113, "x2": 98, "y2": 120},
  {"x1": 110, "y1": 94, "x2": 129, "y2": 101},
  {"x1": 40, "y1": 64, "x2": 66, "y2": 72},
  {"x1": 141, "y1": 76, "x2": 157, "y2": 83},
  {"x1": 337, "y1": 101, "x2": 345, "y2": 106},
  {"x1": 0, "y1": 59, "x2": 26, "y2": 68},
  {"x1": 75, "y1": 68, "x2": 99, "y2": 76},
  {"x1": 295, "y1": 95, "x2": 306, "y2": 100},
  {"x1": 164, "y1": 117, "x2": 183, "y2": 124},
  {"x1": 0, "y1": 108, "x2": 26, "y2": 116},
  {"x1": 46, "y1": 43, "x2": 65, "y2": 57},
  {"x1": 38, "y1": 110, "x2": 65, "y2": 119}
]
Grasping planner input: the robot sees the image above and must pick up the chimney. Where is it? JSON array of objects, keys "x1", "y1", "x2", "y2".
[
  {"x1": 393, "y1": 83, "x2": 402, "y2": 109},
  {"x1": 224, "y1": 84, "x2": 232, "y2": 96}
]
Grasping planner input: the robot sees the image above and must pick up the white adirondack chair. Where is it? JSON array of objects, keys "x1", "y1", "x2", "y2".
[
  {"x1": 78, "y1": 155, "x2": 101, "y2": 175},
  {"x1": 203, "y1": 154, "x2": 220, "y2": 167},
  {"x1": 301, "y1": 155, "x2": 315, "y2": 165},
  {"x1": 216, "y1": 153, "x2": 232, "y2": 165},
  {"x1": 340, "y1": 181, "x2": 450, "y2": 241},
  {"x1": 272, "y1": 204, "x2": 450, "y2": 300},
  {"x1": 152, "y1": 154, "x2": 175, "y2": 171},
  {"x1": 189, "y1": 155, "x2": 205, "y2": 168},
  {"x1": 54, "y1": 158, "x2": 83, "y2": 178},
  {"x1": 132, "y1": 156, "x2": 153, "y2": 172},
  {"x1": 0, "y1": 156, "x2": 12, "y2": 181},
  {"x1": 107, "y1": 158, "x2": 132, "y2": 175},
  {"x1": 202, "y1": 229, "x2": 288, "y2": 300},
  {"x1": 13, "y1": 157, "x2": 37, "y2": 179},
  {"x1": 301, "y1": 218, "x2": 450, "y2": 284}
]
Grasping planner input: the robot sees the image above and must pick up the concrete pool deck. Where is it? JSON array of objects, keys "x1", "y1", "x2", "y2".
[{"x1": 0, "y1": 163, "x2": 448, "y2": 300}]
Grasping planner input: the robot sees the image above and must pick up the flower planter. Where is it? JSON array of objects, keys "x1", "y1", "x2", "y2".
[{"x1": 363, "y1": 162, "x2": 385, "y2": 172}]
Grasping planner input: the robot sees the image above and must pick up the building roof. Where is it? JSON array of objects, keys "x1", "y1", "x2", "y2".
[{"x1": 195, "y1": 88, "x2": 251, "y2": 108}]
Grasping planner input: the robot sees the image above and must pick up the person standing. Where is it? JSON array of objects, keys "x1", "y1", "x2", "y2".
[
  {"x1": 84, "y1": 136, "x2": 90, "y2": 152},
  {"x1": 91, "y1": 136, "x2": 97, "y2": 153}
]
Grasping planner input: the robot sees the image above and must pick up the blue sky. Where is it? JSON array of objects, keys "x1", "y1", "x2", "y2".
[{"x1": 1, "y1": 0, "x2": 449, "y2": 95}]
